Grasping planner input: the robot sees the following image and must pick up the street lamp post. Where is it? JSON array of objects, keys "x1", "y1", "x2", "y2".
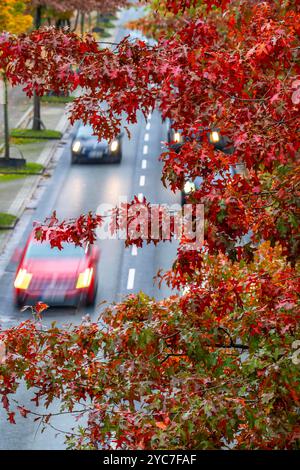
[
  {"x1": 3, "y1": 72, "x2": 10, "y2": 160},
  {"x1": 0, "y1": 72, "x2": 26, "y2": 168}
]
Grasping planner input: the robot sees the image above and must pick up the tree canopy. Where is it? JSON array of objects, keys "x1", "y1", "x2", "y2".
[
  {"x1": 0, "y1": 0, "x2": 32, "y2": 34},
  {"x1": 30, "y1": 0, "x2": 129, "y2": 14}
]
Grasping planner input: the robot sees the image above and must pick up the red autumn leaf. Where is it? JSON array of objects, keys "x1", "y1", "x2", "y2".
[
  {"x1": 8, "y1": 412, "x2": 16, "y2": 424},
  {"x1": 2, "y1": 395, "x2": 9, "y2": 411},
  {"x1": 17, "y1": 406, "x2": 30, "y2": 418},
  {"x1": 34, "y1": 302, "x2": 49, "y2": 314}
]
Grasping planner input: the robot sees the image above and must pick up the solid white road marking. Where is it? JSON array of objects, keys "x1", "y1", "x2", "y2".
[
  {"x1": 144, "y1": 133, "x2": 149, "y2": 142},
  {"x1": 143, "y1": 145, "x2": 148, "y2": 155},
  {"x1": 139, "y1": 175, "x2": 145, "y2": 187},
  {"x1": 142, "y1": 159, "x2": 147, "y2": 169},
  {"x1": 131, "y1": 245, "x2": 138, "y2": 256},
  {"x1": 146, "y1": 122, "x2": 151, "y2": 130},
  {"x1": 127, "y1": 268, "x2": 135, "y2": 290}
]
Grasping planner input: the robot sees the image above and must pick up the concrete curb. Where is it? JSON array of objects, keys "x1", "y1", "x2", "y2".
[
  {"x1": 15, "y1": 105, "x2": 34, "y2": 129},
  {"x1": 0, "y1": 228, "x2": 14, "y2": 255}
]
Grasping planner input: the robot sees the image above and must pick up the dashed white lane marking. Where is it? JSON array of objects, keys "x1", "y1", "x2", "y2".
[
  {"x1": 139, "y1": 175, "x2": 145, "y2": 187},
  {"x1": 144, "y1": 133, "x2": 149, "y2": 142},
  {"x1": 142, "y1": 159, "x2": 147, "y2": 169},
  {"x1": 131, "y1": 245, "x2": 138, "y2": 256},
  {"x1": 143, "y1": 145, "x2": 148, "y2": 155},
  {"x1": 147, "y1": 113, "x2": 152, "y2": 121},
  {"x1": 138, "y1": 193, "x2": 143, "y2": 202},
  {"x1": 146, "y1": 122, "x2": 151, "y2": 130},
  {"x1": 127, "y1": 268, "x2": 135, "y2": 290}
]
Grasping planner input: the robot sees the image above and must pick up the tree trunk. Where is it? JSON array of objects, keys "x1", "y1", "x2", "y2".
[
  {"x1": 32, "y1": 92, "x2": 42, "y2": 131},
  {"x1": 81, "y1": 13, "x2": 85, "y2": 35},
  {"x1": 3, "y1": 73, "x2": 10, "y2": 160},
  {"x1": 32, "y1": 6, "x2": 43, "y2": 131}
]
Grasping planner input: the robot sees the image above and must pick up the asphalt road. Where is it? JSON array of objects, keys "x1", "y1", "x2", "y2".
[{"x1": 0, "y1": 6, "x2": 180, "y2": 449}]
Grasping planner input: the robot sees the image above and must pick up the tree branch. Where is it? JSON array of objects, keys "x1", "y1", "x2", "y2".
[{"x1": 160, "y1": 353, "x2": 186, "y2": 364}]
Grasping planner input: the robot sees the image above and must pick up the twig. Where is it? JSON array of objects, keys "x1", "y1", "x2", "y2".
[
  {"x1": 160, "y1": 353, "x2": 186, "y2": 364},
  {"x1": 215, "y1": 342, "x2": 249, "y2": 350}
]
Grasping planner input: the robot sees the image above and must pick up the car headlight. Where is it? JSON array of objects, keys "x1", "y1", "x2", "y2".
[
  {"x1": 184, "y1": 181, "x2": 195, "y2": 194},
  {"x1": 110, "y1": 140, "x2": 119, "y2": 152},
  {"x1": 72, "y1": 141, "x2": 81, "y2": 153},
  {"x1": 14, "y1": 269, "x2": 32, "y2": 290},
  {"x1": 76, "y1": 268, "x2": 93, "y2": 289},
  {"x1": 209, "y1": 131, "x2": 220, "y2": 143},
  {"x1": 174, "y1": 132, "x2": 181, "y2": 143}
]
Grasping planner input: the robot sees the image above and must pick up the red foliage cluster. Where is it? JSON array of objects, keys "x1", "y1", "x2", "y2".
[{"x1": 34, "y1": 211, "x2": 103, "y2": 249}]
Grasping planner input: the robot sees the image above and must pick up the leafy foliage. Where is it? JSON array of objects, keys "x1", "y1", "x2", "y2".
[
  {"x1": 0, "y1": 0, "x2": 299, "y2": 449},
  {"x1": 30, "y1": 0, "x2": 130, "y2": 15},
  {"x1": 0, "y1": 0, "x2": 32, "y2": 34}
]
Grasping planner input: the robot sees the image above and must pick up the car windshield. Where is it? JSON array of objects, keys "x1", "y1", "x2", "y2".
[
  {"x1": 76, "y1": 124, "x2": 96, "y2": 140},
  {"x1": 25, "y1": 241, "x2": 86, "y2": 260}
]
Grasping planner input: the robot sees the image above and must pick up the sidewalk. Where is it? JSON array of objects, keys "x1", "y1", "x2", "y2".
[
  {"x1": 0, "y1": 102, "x2": 70, "y2": 213},
  {"x1": 0, "y1": 85, "x2": 32, "y2": 144}
]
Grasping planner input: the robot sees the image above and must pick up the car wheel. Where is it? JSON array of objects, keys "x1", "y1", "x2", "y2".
[
  {"x1": 15, "y1": 296, "x2": 23, "y2": 309},
  {"x1": 86, "y1": 283, "x2": 97, "y2": 307},
  {"x1": 113, "y1": 153, "x2": 122, "y2": 163},
  {"x1": 71, "y1": 154, "x2": 78, "y2": 164}
]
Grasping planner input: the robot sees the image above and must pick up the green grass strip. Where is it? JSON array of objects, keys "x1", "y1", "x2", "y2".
[
  {"x1": 10, "y1": 129, "x2": 62, "y2": 140},
  {"x1": 0, "y1": 162, "x2": 44, "y2": 181},
  {"x1": 41, "y1": 95, "x2": 74, "y2": 104},
  {"x1": 0, "y1": 212, "x2": 17, "y2": 228}
]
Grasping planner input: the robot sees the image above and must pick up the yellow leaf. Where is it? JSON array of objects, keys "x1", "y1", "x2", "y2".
[
  {"x1": 0, "y1": 0, "x2": 32, "y2": 35},
  {"x1": 155, "y1": 421, "x2": 167, "y2": 430}
]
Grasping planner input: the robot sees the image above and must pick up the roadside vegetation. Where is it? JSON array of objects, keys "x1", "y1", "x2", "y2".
[
  {"x1": 10, "y1": 129, "x2": 62, "y2": 141},
  {"x1": 0, "y1": 212, "x2": 17, "y2": 228},
  {"x1": 0, "y1": 162, "x2": 44, "y2": 182}
]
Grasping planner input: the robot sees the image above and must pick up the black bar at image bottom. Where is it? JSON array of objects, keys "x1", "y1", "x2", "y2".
[{"x1": 0, "y1": 450, "x2": 298, "y2": 467}]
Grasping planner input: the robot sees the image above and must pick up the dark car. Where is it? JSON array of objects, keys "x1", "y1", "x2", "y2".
[
  {"x1": 167, "y1": 120, "x2": 183, "y2": 145},
  {"x1": 14, "y1": 231, "x2": 100, "y2": 308},
  {"x1": 71, "y1": 122, "x2": 122, "y2": 164},
  {"x1": 167, "y1": 120, "x2": 232, "y2": 150}
]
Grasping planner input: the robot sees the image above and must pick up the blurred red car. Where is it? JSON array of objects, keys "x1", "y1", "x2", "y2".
[{"x1": 14, "y1": 231, "x2": 100, "y2": 308}]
